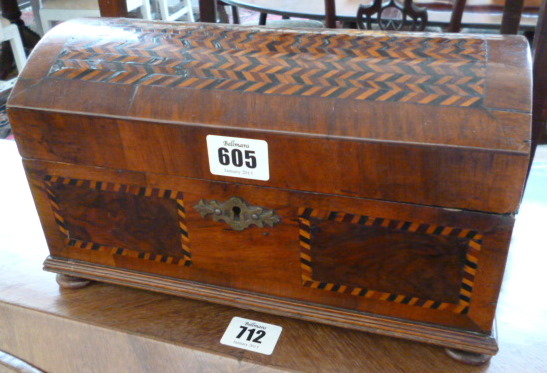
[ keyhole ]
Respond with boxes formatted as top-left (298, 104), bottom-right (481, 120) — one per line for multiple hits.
top-left (232, 206), bottom-right (241, 221)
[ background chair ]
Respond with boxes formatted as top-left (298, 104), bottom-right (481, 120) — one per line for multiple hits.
top-left (0, 17), bottom-right (25, 77)
top-left (355, 0), bottom-right (480, 32)
top-left (255, 14), bottom-right (324, 28)
top-left (156, 0), bottom-right (194, 22)
top-left (254, 17), bottom-right (325, 28)
top-left (40, 0), bottom-right (152, 33)
top-left (217, 0), bottom-right (239, 23)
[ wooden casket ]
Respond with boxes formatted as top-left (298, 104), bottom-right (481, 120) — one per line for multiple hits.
top-left (8, 18), bottom-right (532, 361)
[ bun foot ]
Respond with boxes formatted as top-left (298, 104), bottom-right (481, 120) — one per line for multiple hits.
top-left (445, 348), bottom-right (492, 365)
top-left (55, 274), bottom-right (92, 289)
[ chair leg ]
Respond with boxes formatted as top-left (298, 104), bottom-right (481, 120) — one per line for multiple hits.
top-left (0, 41), bottom-right (14, 80)
top-left (140, 0), bottom-right (153, 20)
top-left (157, 0), bottom-right (170, 21)
top-left (231, 5), bottom-right (239, 24)
top-left (157, 0), bottom-right (194, 22)
top-left (259, 12), bottom-right (267, 25)
top-left (186, 0), bottom-right (195, 21)
top-left (217, 4), bottom-right (229, 23)
top-left (8, 31), bottom-right (26, 73)
top-left (40, 14), bottom-right (53, 34)
top-left (29, 0), bottom-right (44, 35)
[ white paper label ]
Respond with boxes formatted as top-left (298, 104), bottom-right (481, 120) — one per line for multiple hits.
top-left (220, 317), bottom-right (282, 355)
top-left (206, 135), bottom-right (269, 181)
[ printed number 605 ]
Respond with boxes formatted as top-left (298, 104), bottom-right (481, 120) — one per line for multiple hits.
top-left (218, 148), bottom-right (257, 168)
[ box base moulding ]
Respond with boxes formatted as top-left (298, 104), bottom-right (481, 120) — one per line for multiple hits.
top-left (44, 256), bottom-right (498, 361)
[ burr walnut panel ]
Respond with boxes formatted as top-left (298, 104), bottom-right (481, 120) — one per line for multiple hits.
top-left (298, 208), bottom-right (483, 314)
top-left (45, 176), bottom-right (192, 266)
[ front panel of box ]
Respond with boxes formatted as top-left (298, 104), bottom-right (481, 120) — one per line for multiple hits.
top-left (24, 159), bottom-right (513, 335)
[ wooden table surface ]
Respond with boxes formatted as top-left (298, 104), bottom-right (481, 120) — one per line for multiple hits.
top-left (0, 138), bottom-right (546, 372)
top-left (220, 0), bottom-right (540, 29)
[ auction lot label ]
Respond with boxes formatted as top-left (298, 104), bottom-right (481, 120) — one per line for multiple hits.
top-left (207, 135), bottom-right (269, 181)
top-left (220, 317), bottom-right (282, 355)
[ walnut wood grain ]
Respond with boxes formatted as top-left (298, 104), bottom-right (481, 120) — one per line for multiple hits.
top-left (50, 182), bottom-right (183, 258)
top-left (22, 157), bottom-right (514, 336)
top-left (1, 140), bottom-right (547, 371)
top-left (4, 19), bottom-right (534, 362)
top-left (308, 219), bottom-right (468, 303)
top-left (9, 108), bottom-right (530, 214)
top-left (42, 256), bottom-right (499, 355)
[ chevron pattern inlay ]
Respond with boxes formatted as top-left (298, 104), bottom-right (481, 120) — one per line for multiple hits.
top-left (47, 19), bottom-right (486, 107)
top-left (298, 207), bottom-right (482, 314)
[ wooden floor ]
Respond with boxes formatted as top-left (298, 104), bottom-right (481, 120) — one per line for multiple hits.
top-left (0, 139), bottom-right (546, 372)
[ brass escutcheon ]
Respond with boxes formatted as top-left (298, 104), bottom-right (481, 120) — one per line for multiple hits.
top-left (194, 196), bottom-right (280, 231)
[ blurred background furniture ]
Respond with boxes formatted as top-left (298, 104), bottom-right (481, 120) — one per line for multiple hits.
top-left (0, 16), bottom-right (25, 75)
top-left (200, 0), bottom-right (541, 32)
top-left (217, 0), bottom-right (324, 27)
top-left (156, 0), bottom-right (194, 22)
top-left (39, 0), bottom-right (152, 33)
top-left (356, 0), bottom-right (429, 30)
top-left (0, 0), bottom-right (39, 79)
top-left (217, 0), bottom-right (239, 22)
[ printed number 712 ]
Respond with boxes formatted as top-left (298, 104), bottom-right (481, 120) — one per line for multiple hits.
top-left (236, 326), bottom-right (266, 343)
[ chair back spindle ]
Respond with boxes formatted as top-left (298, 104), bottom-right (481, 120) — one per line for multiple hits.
top-left (357, 0), bottom-right (428, 31)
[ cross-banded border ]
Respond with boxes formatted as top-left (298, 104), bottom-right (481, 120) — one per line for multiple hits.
top-left (298, 207), bottom-right (482, 314)
top-left (44, 175), bottom-right (192, 266)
